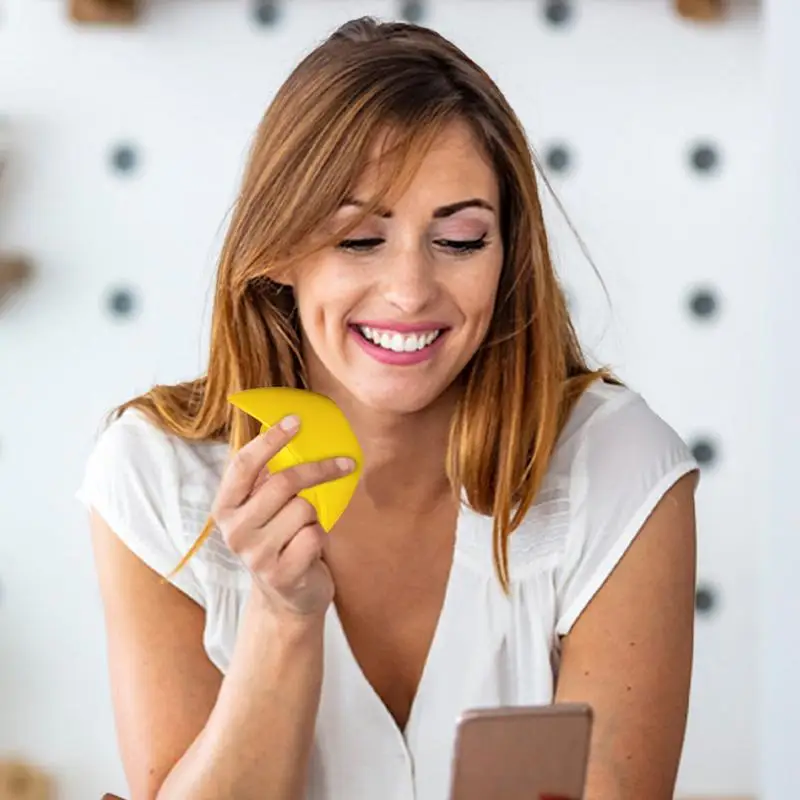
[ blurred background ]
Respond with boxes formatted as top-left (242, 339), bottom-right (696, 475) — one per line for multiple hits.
top-left (0, 0), bottom-right (796, 798)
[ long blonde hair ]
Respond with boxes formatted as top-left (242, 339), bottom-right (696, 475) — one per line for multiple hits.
top-left (112, 17), bottom-right (613, 592)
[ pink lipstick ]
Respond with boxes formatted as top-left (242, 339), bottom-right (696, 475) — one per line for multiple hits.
top-left (349, 323), bottom-right (448, 366)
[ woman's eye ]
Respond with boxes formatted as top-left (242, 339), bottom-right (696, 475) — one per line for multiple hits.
top-left (336, 235), bottom-right (488, 254)
top-left (337, 238), bottom-right (384, 251)
top-left (436, 236), bottom-right (488, 254)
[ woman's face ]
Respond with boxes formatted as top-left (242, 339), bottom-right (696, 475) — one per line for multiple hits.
top-left (290, 120), bottom-right (504, 416)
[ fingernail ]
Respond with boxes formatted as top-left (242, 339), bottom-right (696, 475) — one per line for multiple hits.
top-left (279, 414), bottom-right (300, 431)
top-left (335, 457), bottom-right (355, 472)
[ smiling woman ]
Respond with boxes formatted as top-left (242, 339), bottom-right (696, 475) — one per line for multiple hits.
top-left (338, 195), bottom-right (494, 363)
top-left (77, 15), bottom-right (698, 800)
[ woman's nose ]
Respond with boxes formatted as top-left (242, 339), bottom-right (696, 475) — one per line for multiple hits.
top-left (380, 248), bottom-right (437, 314)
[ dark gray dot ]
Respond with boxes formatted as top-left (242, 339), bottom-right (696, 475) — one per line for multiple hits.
top-left (689, 142), bottom-right (720, 174)
top-left (690, 437), bottom-right (718, 467)
top-left (253, 0), bottom-right (280, 26)
top-left (545, 143), bottom-right (572, 174)
top-left (688, 287), bottom-right (719, 320)
top-left (111, 144), bottom-right (138, 174)
top-left (695, 584), bottom-right (718, 615)
top-left (400, 0), bottom-right (425, 23)
top-left (543, 0), bottom-right (573, 26)
top-left (107, 287), bottom-right (138, 319)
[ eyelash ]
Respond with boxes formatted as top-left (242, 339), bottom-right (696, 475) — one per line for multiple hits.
top-left (337, 235), bottom-right (488, 255)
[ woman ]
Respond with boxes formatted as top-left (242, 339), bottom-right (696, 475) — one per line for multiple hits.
top-left (78, 17), bottom-right (698, 800)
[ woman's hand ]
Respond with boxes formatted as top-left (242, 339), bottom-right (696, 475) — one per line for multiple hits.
top-left (212, 414), bottom-right (355, 619)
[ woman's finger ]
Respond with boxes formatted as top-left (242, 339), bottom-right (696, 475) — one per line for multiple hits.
top-left (237, 455), bottom-right (355, 530)
top-left (214, 415), bottom-right (300, 513)
top-left (270, 524), bottom-right (326, 591)
top-left (233, 497), bottom-right (318, 563)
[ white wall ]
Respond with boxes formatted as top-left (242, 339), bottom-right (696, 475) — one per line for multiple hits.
top-left (761, 0), bottom-right (800, 798)
top-left (0, 1), bottom-right (767, 797)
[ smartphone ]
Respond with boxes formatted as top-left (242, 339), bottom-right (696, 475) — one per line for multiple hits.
top-left (448, 703), bottom-right (593, 800)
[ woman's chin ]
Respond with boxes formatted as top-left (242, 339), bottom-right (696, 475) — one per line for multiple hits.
top-left (349, 384), bottom-right (448, 417)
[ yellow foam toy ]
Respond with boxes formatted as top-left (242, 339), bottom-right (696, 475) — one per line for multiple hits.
top-left (227, 387), bottom-right (363, 532)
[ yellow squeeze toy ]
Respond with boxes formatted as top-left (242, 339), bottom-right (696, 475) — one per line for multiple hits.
top-left (228, 387), bottom-right (363, 532)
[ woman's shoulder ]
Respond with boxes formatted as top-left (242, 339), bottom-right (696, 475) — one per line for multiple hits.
top-left (90, 407), bottom-right (229, 488)
top-left (551, 379), bottom-right (693, 476)
top-left (460, 380), bottom-right (697, 584)
top-left (524, 380), bottom-right (697, 630)
top-left (549, 380), bottom-right (698, 549)
top-left (548, 379), bottom-right (698, 633)
top-left (76, 407), bottom-right (241, 609)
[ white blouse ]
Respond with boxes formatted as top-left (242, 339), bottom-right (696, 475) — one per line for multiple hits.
top-left (76, 380), bottom-right (698, 800)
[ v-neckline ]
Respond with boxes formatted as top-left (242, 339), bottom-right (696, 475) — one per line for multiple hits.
top-left (327, 502), bottom-right (465, 745)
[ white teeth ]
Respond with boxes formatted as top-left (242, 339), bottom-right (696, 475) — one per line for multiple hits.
top-left (358, 325), bottom-right (442, 353)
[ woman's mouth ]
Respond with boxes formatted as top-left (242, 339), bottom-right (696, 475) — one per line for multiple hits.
top-left (354, 325), bottom-right (444, 353)
top-left (348, 323), bottom-right (449, 366)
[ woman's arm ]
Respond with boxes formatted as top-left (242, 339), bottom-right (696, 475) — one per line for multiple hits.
top-left (554, 472), bottom-right (698, 799)
top-left (91, 510), bottom-right (322, 800)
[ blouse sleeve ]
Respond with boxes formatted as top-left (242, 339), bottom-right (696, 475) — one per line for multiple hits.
top-left (75, 409), bottom-right (206, 608)
top-left (554, 393), bottom-right (699, 636)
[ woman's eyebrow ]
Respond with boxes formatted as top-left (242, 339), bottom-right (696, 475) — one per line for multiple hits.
top-left (339, 196), bottom-right (496, 219)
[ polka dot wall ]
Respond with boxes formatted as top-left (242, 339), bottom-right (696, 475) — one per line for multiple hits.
top-left (0, 1), bottom-right (766, 798)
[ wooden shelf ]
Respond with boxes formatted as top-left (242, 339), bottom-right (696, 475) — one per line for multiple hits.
top-left (68, 0), bottom-right (139, 24)
top-left (0, 255), bottom-right (33, 308)
top-left (675, 0), bottom-right (727, 21)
